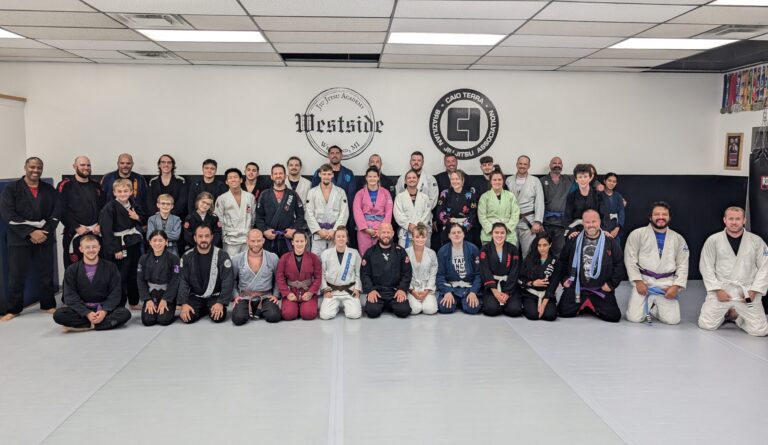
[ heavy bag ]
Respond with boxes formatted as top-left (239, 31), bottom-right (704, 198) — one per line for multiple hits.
top-left (748, 147), bottom-right (768, 242)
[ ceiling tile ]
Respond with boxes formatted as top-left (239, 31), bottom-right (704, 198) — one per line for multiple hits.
top-left (487, 46), bottom-right (595, 58)
top-left (559, 66), bottom-right (647, 72)
top-left (500, 34), bottom-right (622, 48)
top-left (39, 39), bottom-right (163, 50)
top-left (380, 53), bottom-right (479, 64)
top-left (395, 1), bottom-right (546, 20)
top-left (475, 56), bottom-right (574, 66)
top-left (285, 61), bottom-right (378, 67)
top-left (0, 39), bottom-right (51, 49)
top-left (191, 61), bottom-right (284, 66)
top-left (0, 47), bottom-right (77, 57)
top-left (390, 18), bottom-right (524, 34)
top-left (0, 0), bottom-right (94, 11)
top-left (254, 16), bottom-right (389, 32)
top-left (590, 48), bottom-right (701, 59)
top-left (85, 0), bottom-right (246, 15)
top-left (160, 42), bottom-right (275, 53)
top-left (273, 43), bottom-right (382, 53)
top-left (266, 31), bottom-right (385, 44)
top-left (91, 58), bottom-right (189, 64)
top-left (516, 21), bottom-right (654, 37)
top-left (67, 49), bottom-right (131, 59)
top-left (670, 6), bottom-right (768, 25)
top-left (182, 15), bottom-right (258, 31)
top-left (6, 27), bottom-right (146, 40)
top-left (0, 56), bottom-right (91, 62)
top-left (0, 11), bottom-right (123, 28)
top-left (469, 65), bottom-right (556, 71)
top-left (380, 63), bottom-right (468, 69)
top-left (568, 58), bottom-right (671, 67)
top-left (536, 2), bottom-right (694, 23)
top-left (555, 0), bottom-right (709, 4)
top-left (241, 0), bottom-right (394, 17)
top-left (175, 51), bottom-right (282, 61)
top-left (383, 43), bottom-right (491, 55)
top-left (636, 24), bottom-right (719, 38)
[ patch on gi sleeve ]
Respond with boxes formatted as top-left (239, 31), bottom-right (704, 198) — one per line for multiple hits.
top-left (404, 256), bottom-right (410, 264)
top-left (136, 264), bottom-right (142, 272)
top-left (361, 259), bottom-right (367, 266)
top-left (183, 221), bottom-right (190, 229)
top-left (173, 265), bottom-right (180, 273)
top-left (224, 259), bottom-right (232, 268)
top-left (683, 244), bottom-right (689, 252)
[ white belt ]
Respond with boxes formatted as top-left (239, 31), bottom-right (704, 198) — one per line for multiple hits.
top-left (448, 280), bottom-right (471, 288)
top-left (527, 288), bottom-right (547, 304)
top-left (10, 219), bottom-right (45, 228)
top-left (449, 218), bottom-right (467, 224)
top-left (148, 283), bottom-right (168, 292)
top-left (722, 279), bottom-right (751, 302)
top-left (114, 228), bottom-right (141, 246)
top-left (568, 218), bottom-right (583, 228)
top-left (609, 213), bottom-right (618, 221)
top-left (493, 275), bottom-right (507, 292)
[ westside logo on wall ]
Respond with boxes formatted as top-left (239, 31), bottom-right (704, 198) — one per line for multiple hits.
top-left (295, 87), bottom-right (383, 159)
top-left (429, 88), bottom-right (499, 159)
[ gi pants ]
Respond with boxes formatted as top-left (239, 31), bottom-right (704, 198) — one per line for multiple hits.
top-left (182, 296), bottom-right (227, 324)
top-left (110, 244), bottom-right (141, 306)
top-left (698, 297), bottom-right (768, 337)
top-left (365, 291), bottom-right (410, 319)
top-left (482, 289), bottom-right (523, 317)
top-left (282, 295), bottom-right (318, 321)
top-left (558, 287), bottom-right (621, 323)
top-left (53, 306), bottom-right (131, 331)
top-left (232, 297), bottom-right (281, 325)
top-left (521, 290), bottom-right (557, 321)
top-left (626, 287), bottom-right (680, 325)
top-left (141, 289), bottom-right (176, 326)
top-left (320, 292), bottom-right (362, 320)
top-left (407, 292), bottom-right (438, 315)
top-left (7, 244), bottom-right (56, 314)
top-left (437, 287), bottom-right (482, 315)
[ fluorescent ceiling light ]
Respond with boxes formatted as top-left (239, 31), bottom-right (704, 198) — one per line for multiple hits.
top-left (137, 30), bottom-right (265, 43)
top-left (611, 38), bottom-right (736, 50)
top-left (0, 28), bottom-right (23, 39)
top-left (710, 0), bottom-right (768, 5)
top-left (388, 32), bottom-right (504, 46)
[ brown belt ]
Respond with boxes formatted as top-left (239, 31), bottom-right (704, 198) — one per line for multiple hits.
top-left (328, 283), bottom-right (356, 293)
top-left (520, 211), bottom-right (534, 229)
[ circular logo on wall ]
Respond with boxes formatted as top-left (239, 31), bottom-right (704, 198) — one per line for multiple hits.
top-left (295, 87), bottom-right (383, 160)
top-left (429, 88), bottom-right (499, 159)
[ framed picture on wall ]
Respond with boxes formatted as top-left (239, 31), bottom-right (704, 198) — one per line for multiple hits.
top-left (724, 133), bottom-right (743, 170)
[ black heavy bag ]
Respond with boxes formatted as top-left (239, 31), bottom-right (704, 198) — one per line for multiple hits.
top-left (749, 139), bottom-right (768, 242)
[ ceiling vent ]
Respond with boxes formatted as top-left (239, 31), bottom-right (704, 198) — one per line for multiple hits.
top-left (110, 13), bottom-right (190, 29)
top-left (281, 53), bottom-right (380, 63)
top-left (124, 51), bottom-right (182, 60)
top-left (700, 24), bottom-right (768, 39)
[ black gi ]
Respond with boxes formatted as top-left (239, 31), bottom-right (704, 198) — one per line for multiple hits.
top-left (98, 197), bottom-right (145, 306)
top-left (57, 177), bottom-right (104, 268)
top-left (518, 254), bottom-right (560, 321)
top-left (137, 249), bottom-right (180, 326)
top-left (183, 212), bottom-right (222, 251)
top-left (0, 177), bottom-right (60, 314)
top-left (187, 179), bottom-right (227, 214)
top-left (254, 188), bottom-right (307, 257)
top-left (435, 187), bottom-right (479, 246)
top-left (541, 174), bottom-right (575, 257)
top-left (177, 247), bottom-right (235, 323)
top-left (479, 241), bottom-right (522, 317)
top-left (147, 175), bottom-right (188, 218)
top-left (361, 243), bottom-right (413, 318)
top-left (556, 234), bottom-right (625, 322)
top-left (563, 187), bottom-right (609, 234)
top-left (471, 175), bottom-right (491, 200)
top-left (53, 260), bottom-right (131, 330)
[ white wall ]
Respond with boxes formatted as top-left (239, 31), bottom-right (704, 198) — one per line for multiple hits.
top-left (0, 62), bottom-right (723, 181)
top-left (0, 96), bottom-right (27, 179)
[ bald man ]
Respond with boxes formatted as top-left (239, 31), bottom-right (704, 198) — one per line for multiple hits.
top-left (100, 153), bottom-right (149, 215)
top-left (361, 223), bottom-right (413, 318)
top-left (540, 156), bottom-right (574, 256)
top-left (57, 156), bottom-right (105, 268)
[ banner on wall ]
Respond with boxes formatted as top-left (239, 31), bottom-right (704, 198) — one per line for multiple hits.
top-left (295, 87), bottom-right (383, 160)
top-left (429, 88), bottom-right (499, 159)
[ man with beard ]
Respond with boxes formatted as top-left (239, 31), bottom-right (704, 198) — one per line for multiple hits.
top-left (306, 164), bottom-right (349, 255)
top-left (231, 229), bottom-right (281, 325)
top-left (472, 155), bottom-right (495, 198)
top-left (255, 164), bottom-right (306, 257)
top-left (557, 209), bottom-right (625, 322)
top-left (286, 156), bottom-right (312, 202)
top-left (540, 156), bottom-right (574, 256)
top-left (312, 146), bottom-right (357, 246)
top-left (215, 168), bottom-right (256, 257)
top-left (187, 159), bottom-right (227, 214)
top-left (361, 223), bottom-right (413, 318)
top-left (434, 154), bottom-right (458, 196)
top-left (178, 225), bottom-right (234, 324)
top-left (100, 153), bottom-right (149, 215)
top-left (625, 202), bottom-right (689, 324)
top-left (395, 151), bottom-right (439, 211)
top-left (0, 157), bottom-right (61, 320)
top-left (698, 207), bottom-right (768, 336)
top-left (147, 154), bottom-right (187, 219)
top-left (57, 156), bottom-right (105, 268)
top-left (505, 155), bottom-right (544, 258)
top-left (366, 154), bottom-right (398, 198)
top-left (52, 235), bottom-right (131, 331)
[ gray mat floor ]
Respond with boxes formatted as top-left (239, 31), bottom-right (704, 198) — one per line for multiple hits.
top-left (1, 281), bottom-right (766, 445)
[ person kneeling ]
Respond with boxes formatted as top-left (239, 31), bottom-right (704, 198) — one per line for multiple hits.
top-left (320, 227), bottom-right (363, 320)
top-left (436, 223), bottom-right (482, 314)
top-left (518, 234), bottom-right (559, 321)
top-left (53, 235), bottom-right (131, 332)
top-left (138, 230), bottom-right (180, 326)
top-left (361, 223), bottom-right (413, 318)
top-left (406, 223), bottom-right (438, 315)
top-left (177, 225), bottom-right (234, 324)
top-left (480, 223), bottom-right (522, 317)
top-left (231, 229), bottom-right (282, 325)
top-left (276, 232), bottom-right (322, 321)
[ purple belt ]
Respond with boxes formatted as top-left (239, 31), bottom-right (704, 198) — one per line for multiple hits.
top-left (85, 302), bottom-right (103, 312)
top-left (274, 230), bottom-right (293, 251)
top-left (577, 286), bottom-right (607, 301)
top-left (319, 223), bottom-right (335, 230)
top-left (639, 267), bottom-right (675, 280)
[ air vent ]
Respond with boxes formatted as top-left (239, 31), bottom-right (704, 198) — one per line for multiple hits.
top-left (700, 24), bottom-right (768, 39)
top-left (110, 13), bottom-right (190, 29)
top-left (124, 51), bottom-right (181, 60)
top-left (281, 53), bottom-right (380, 63)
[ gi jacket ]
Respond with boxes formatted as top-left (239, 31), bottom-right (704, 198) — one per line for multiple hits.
top-left (0, 177), bottom-right (61, 246)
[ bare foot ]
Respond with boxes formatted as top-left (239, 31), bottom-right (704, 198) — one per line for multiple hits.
top-left (42, 308), bottom-right (56, 314)
top-left (725, 308), bottom-right (738, 322)
top-left (0, 313), bottom-right (17, 322)
top-left (62, 326), bottom-right (93, 333)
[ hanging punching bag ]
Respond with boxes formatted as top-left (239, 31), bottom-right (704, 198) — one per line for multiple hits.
top-left (749, 126), bottom-right (768, 242)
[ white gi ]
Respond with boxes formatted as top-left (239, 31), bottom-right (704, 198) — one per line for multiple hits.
top-left (624, 224), bottom-right (689, 324)
top-left (396, 171), bottom-right (439, 210)
top-left (288, 176), bottom-right (312, 202)
top-left (405, 246), bottom-right (438, 315)
top-left (505, 174), bottom-right (544, 258)
top-left (305, 184), bottom-right (349, 255)
top-left (698, 230), bottom-right (768, 336)
top-left (214, 190), bottom-right (256, 257)
top-left (319, 247), bottom-right (362, 319)
top-left (394, 190), bottom-right (433, 248)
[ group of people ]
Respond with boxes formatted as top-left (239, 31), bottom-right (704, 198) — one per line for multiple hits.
top-left (1, 148), bottom-right (767, 337)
